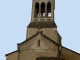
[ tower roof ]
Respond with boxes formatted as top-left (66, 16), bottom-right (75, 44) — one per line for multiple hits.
top-left (28, 21), bottom-right (57, 28)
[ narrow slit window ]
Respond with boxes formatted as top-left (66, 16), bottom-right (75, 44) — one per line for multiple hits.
top-left (37, 40), bottom-right (40, 47)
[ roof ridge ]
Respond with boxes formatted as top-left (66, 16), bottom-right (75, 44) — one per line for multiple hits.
top-left (19, 32), bottom-right (39, 45)
top-left (62, 46), bottom-right (80, 55)
top-left (5, 50), bottom-right (18, 56)
top-left (41, 33), bottom-right (60, 46)
top-left (28, 21), bottom-right (57, 28)
top-left (19, 31), bottom-right (60, 46)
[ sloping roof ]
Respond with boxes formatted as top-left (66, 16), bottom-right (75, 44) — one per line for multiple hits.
top-left (5, 32), bottom-right (80, 56)
top-left (19, 32), bottom-right (59, 46)
top-left (5, 46), bottom-right (80, 56)
top-left (62, 46), bottom-right (80, 55)
top-left (5, 50), bottom-right (18, 56)
top-left (28, 21), bottom-right (57, 28)
top-left (19, 32), bottom-right (38, 45)
top-left (41, 33), bottom-right (60, 45)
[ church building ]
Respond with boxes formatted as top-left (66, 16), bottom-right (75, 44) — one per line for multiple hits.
top-left (5, 0), bottom-right (80, 60)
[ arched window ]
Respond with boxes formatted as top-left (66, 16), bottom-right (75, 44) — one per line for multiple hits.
top-left (47, 2), bottom-right (51, 17)
top-left (37, 40), bottom-right (40, 47)
top-left (41, 2), bottom-right (45, 17)
top-left (35, 2), bottom-right (39, 17)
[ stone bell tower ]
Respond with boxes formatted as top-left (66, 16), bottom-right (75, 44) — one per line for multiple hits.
top-left (27, 0), bottom-right (61, 44)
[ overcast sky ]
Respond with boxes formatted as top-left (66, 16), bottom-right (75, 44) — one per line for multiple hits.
top-left (0, 0), bottom-right (80, 60)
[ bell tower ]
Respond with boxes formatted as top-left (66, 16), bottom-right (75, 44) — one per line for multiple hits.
top-left (27, 0), bottom-right (61, 44)
top-left (31, 0), bottom-right (55, 21)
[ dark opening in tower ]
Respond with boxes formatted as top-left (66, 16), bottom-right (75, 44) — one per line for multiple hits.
top-left (35, 2), bottom-right (39, 18)
top-left (41, 2), bottom-right (45, 17)
top-left (47, 2), bottom-right (51, 17)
